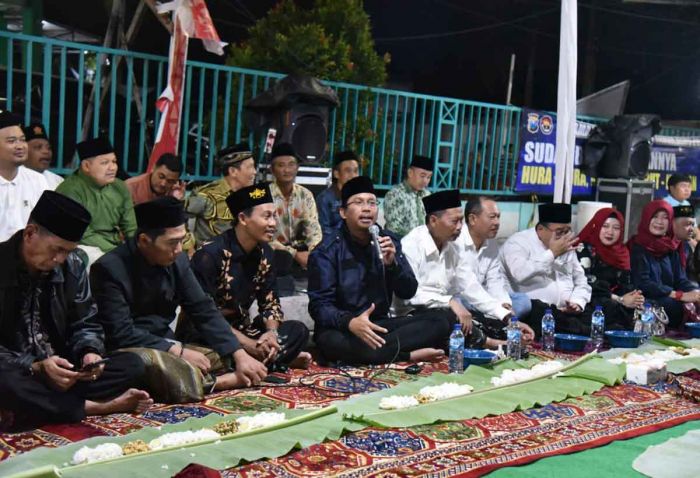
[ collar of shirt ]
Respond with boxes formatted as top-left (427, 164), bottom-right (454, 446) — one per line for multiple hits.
top-left (76, 168), bottom-right (106, 191)
top-left (400, 180), bottom-right (430, 197)
top-left (224, 228), bottom-right (262, 262)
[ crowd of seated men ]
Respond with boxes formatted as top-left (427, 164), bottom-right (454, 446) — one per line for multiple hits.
top-left (1, 107), bottom-right (699, 431)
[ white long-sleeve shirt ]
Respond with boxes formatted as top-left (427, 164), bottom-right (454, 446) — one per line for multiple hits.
top-left (500, 228), bottom-right (591, 309)
top-left (456, 227), bottom-right (512, 305)
top-left (397, 225), bottom-right (511, 319)
top-left (0, 166), bottom-right (49, 241)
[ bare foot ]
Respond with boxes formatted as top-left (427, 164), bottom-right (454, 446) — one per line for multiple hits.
top-left (288, 351), bottom-right (312, 369)
top-left (409, 348), bottom-right (445, 363)
top-left (485, 338), bottom-right (507, 349)
top-left (213, 371), bottom-right (246, 391)
top-left (85, 389), bottom-right (153, 416)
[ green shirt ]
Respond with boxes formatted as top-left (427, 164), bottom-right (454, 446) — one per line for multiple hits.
top-left (56, 170), bottom-right (136, 252)
top-left (383, 180), bottom-right (431, 237)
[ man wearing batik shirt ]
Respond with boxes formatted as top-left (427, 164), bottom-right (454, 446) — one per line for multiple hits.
top-left (268, 143), bottom-right (322, 276)
top-left (185, 143), bottom-right (257, 249)
top-left (189, 183), bottom-right (311, 369)
top-left (383, 155), bottom-right (433, 237)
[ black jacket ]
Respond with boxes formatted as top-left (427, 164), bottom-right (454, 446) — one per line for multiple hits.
top-left (308, 224), bottom-right (418, 332)
top-left (0, 230), bottom-right (104, 371)
top-left (90, 238), bottom-right (240, 357)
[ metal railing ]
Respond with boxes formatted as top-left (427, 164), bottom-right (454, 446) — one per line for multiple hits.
top-left (1, 30), bottom-right (697, 195)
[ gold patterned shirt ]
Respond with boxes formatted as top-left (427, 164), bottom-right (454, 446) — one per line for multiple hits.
top-left (184, 178), bottom-right (233, 249)
top-left (191, 229), bottom-right (283, 336)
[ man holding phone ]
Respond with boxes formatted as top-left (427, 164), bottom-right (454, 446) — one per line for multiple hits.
top-left (0, 191), bottom-right (152, 430)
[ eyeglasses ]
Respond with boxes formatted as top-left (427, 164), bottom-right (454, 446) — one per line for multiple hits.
top-left (346, 199), bottom-right (378, 208)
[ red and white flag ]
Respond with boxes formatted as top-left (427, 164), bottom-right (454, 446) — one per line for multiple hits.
top-left (147, 0), bottom-right (226, 172)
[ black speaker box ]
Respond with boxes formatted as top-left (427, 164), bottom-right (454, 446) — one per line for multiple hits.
top-left (273, 104), bottom-right (329, 164)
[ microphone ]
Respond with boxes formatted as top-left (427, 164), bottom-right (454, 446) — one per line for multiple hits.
top-left (368, 224), bottom-right (384, 263)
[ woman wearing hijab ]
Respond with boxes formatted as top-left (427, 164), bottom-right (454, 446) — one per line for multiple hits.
top-left (577, 208), bottom-right (644, 329)
top-left (630, 200), bottom-right (700, 327)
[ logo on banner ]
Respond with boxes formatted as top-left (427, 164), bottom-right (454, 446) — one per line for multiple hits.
top-left (540, 115), bottom-right (554, 135)
top-left (527, 113), bottom-right (540, 134)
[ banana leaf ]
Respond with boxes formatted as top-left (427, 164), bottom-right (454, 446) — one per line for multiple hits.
top-left (0, 355), bottom-right (625, 477)
top-left (601, 340), bottom-right (700, 374)
top-left (0, 406), bottom-right (362, 478)
top-left (340, 354), bottom-right (626, 428)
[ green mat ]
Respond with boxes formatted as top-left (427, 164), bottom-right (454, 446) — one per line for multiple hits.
top-left (489, 420), bottom-right (700, 477)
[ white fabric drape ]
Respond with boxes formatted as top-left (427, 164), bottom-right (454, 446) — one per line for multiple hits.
top-left (553, 0), bottom-right (577, 203)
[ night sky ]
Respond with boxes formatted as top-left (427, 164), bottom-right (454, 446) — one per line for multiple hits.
top-left (45, 0), bottom-right (700, 120)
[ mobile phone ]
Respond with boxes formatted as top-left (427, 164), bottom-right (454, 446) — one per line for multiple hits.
top-left (79, 358), bottom-right (110, 372)
top-left (263, 375), bottom-right (289, 384)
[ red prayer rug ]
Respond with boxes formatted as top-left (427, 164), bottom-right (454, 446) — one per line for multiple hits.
top-left (1, 360), bottom-right (698, 478)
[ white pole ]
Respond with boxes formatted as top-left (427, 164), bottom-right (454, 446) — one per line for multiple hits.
top-left (553, 0), bottom-right (577, 204)
top-left (506, 53), bottom-right (516, 105)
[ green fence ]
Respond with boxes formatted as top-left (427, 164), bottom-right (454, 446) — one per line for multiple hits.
top-left (1, 30), bottom-right (698, 194)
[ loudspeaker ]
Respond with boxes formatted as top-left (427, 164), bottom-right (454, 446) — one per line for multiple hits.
top-left (274, 104), bottom-right (329, 164)
top-left (583, 114), bottom-right (661, 180)
top-left (596, 178), bottom-right (655, 242)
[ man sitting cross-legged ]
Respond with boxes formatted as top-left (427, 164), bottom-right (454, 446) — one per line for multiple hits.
top-left (187, 183), bottom-right (311, 371)
top-left (397, 190), bottom-right (533, 349)
top-left (308, 176), bottom-right (452, 365)
top-left (90, 197), bottom-right (268, 403)
top-left (0, 191), bottom-right (151, 430)
top-left (500, 203), bottom-right (593, 335)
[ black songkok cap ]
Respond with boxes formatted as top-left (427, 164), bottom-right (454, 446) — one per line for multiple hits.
top-left (673, 205), bottom-right (695, 219)
top-left (668, 173), bottom-right (692, 187)
top-left (225, 183), bottom-right (273, 217)
top-left (333, 150), bottom-right (358, 168)
top-left (218, 142), bottom-right (253, 167)
top-left (410, 155), bottom-right (433, 172)
top-left (0, 110), bottom-right (23, 130)
top-left (30, 191), bottom-right (91, 242)
top-left (270, 142), bottom-right (298, 161)
top-left (23, 122), bottom-right (48, 141)
top-left (538, 203), bottom-right (572, 224)
top-left (423, 189), bottom-right (461, 215)
top-left (76, 137), bottom-right (114, 160)
top-left (341, 176), bottom-right (375, 205)
top-left (135, 197), bottom-right (187, 230)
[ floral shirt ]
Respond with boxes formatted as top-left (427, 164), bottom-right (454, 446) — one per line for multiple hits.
top-left (269, 182), bottom-right (322, 255)
top-left (191, 229), bottom-right (283, 337)
top-left (383, 181), bottom-right (431, 237)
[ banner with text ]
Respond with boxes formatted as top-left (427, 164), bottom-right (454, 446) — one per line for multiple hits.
top-left (514, 108), bottom-right (700, 197)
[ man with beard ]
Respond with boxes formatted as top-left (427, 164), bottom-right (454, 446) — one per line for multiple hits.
top-left (56, 137), bottom-right (136, 265)
top-left (188, 183), bottom-right (311, 371)
top-left (0, 111), bottom-right (48, 242)
top-left (0, 191), bottom-right (151, 430)
top-left (308, 176), bottom-right (451, 365)
top-left (22, 122), bottom-right (63, 189)
top-left (673, 205), bottom-right (698, 282)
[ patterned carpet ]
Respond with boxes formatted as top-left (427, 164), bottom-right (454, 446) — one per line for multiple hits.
top-left (1, 359), bottom-right (699, 477)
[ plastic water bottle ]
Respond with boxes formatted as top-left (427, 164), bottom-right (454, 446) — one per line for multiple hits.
top-left (541, 309), bottom-right (555, 352)
top-left (448, 323), bottom-right (464, 374)
top-left (591, 305), bottom-right (605, 349)
top-left (640, 303), bottom-right (654, 343)
top-left (506, 317), bottom-right (522, 360)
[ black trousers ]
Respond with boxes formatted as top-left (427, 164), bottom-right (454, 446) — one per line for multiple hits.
top-left (525, 299), bottom-right (634, 338)
top-left (242, 316), bottom-right (310, 366)
top-left (314, 309), bottom-right (453, 365)
top-left (0, 351), bottom-right (146, 431)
